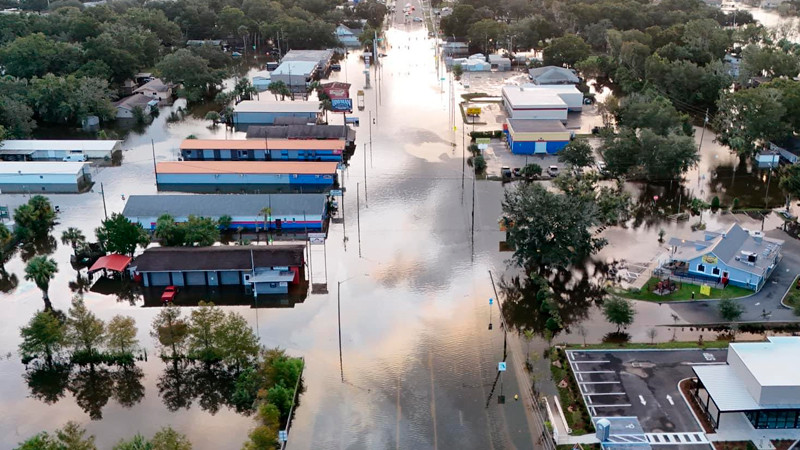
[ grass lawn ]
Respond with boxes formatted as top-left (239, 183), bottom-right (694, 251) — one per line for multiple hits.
top-left (565, 340), bottom-right (731, 350)
top-left (617, 277), bottom-right (752, 302)
top-left (781, 275), bottom-right (800, 316)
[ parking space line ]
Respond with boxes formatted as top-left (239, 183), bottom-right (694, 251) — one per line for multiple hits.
top-left (578, 373), bottom-right (583, 381)
top-left (574, 370), bottom-right (614, 374)
top-left (573, 360), bottom-right (610, 364)
top-left (584, 393), bottom-right (626, 396)
top-left (578, 381), bottom-right (620, 384)
top-left (590, 404), bottom-right (632, 408)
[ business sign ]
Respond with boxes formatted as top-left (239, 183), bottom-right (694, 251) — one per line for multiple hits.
top-left (700, 284), bottom-right (711, 296)
top-left (702, 254), bottom-right (718, 265)
top-left (278, 430), bottom-right (288, 442)
top-left (475, 138), bottom-right (491, 144)
top-left (331, 98), bottom-right (353, 112)
top-left (498, 362), bottom-right (506, 372)
top-left (308, 232), bottom-right (326, 245)
top-left (330, 189), bottom-right (343, 196)
top-left (466, 106), bottom-right (482, 116)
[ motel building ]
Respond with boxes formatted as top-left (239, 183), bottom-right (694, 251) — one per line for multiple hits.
top-left (692, 337), bottom-right (800, 433)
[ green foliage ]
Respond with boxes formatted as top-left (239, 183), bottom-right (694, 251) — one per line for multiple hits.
top-left (156, 49), bottom-right (225, 102)
top-left (0, 32), bottom-right (82, 78)
top-left (502, 182), bottom-right (606, 271)
top-left (266, 384), bottom-right (293, 418)
top-left (558, 138), bottom-right (595, 168)
top-left (24, 256), bottom-right (58, 307)
top-left (204, 111), bottom-right (221, 124)
top-left (182, 215), bottom-right (219, 246)
top-left (473, 154), bottom-right (486, 174)
top-left (217, 312), bottom-right (260, 371)
top-left (95, 213), bottom-right (149, 256)
top-left (107, 315), bottom-right (139, 358)
top-left (187, 301), bottom-right (225, 362)
top-left (19, 310), bottom-right (66, 367)
top-left (779, 164), bottom-right (800, 202)
top-left (17, 422), bottom-right (97, 450)
top-left (711, 196), bottom-right (721, 210)
top-left (467, 19), bottom-right (507, 51)
top-left (27, 73), bottom-right (116, 124)
top-left (520, 163), bottom-right (542, 179)
top-left (601, 128), bottom-right (699, 180)
top-left (13, 195), bottom-right (57, 243)
top-left (113, 434), bottom-right (151, 450)
top-left (617, 91), bottom-right (691, 136)
top-left (218, 215), bottom-right (232, 230)
top-left (150, 304), bottom-right (189, 360)
top-left (543, 34), bottom-right (591, 67)
top-left (150, 427), bottom-right (192, 450)
top-left (719, 297), bottom-right (744, 322)
top-left (603, 297), bottom-right (636, 331)
top-left (66, 297), bottom-right (106, 356)
top-left (60, 227), bottom-right (86, 255)
top-left (268, 80), bottom-right (291, 101)
top-left (452, 63), bottom-right (463, 78)
top-left (0, 222), bottom-right (15, 269)
top-left (714, 86), bottom-right (791, 160)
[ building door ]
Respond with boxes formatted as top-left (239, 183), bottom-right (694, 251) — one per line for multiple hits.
top-left (185, 272), bottom-right (206, 286)
top-left (534, 141), bottom-right (547, 154)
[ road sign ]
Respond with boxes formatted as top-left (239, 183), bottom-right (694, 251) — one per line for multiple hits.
top-left (308, 232), bottom-right (326, 245)
top-left (466, 107), bottom-right (482, 116)
top-left (489, 298), bottom-right (493, 305)
top-left (498, 362), bottom-right (506, 372)
top-left (330, 189), bottom-right (343, 196)
top-left (278, 430), bottom-right (288, 442)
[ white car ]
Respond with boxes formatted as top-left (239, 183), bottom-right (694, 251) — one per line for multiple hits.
top-left (62, 153), bottom-right (87, 162)
top-left (547, 165), bottom-right (559, 176)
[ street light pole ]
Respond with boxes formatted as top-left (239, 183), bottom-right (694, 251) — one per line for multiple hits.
top-left (338, 280), bottom-right (343, 382)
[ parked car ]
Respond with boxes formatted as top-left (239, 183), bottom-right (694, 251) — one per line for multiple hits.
top-left (331, 63), bottom-right (341, 71)
top-left (512, 167), bottom-right (521, 177)
top-left (547, 165), bottom-right (559, 176)
top-left (500, 166), bottom-right (512, 179)
top-left (161, 286), bottom-right (178, 303)
top-left (62, 153), bottom-right (87, 162)
top-left (413, 16), bottom-right (423, 22)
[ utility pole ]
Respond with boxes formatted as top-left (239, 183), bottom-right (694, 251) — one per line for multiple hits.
top-left (357, 182), bottom-right (362, 258)
top-left (100, 182), bottom-right (108, 220)
top-left (363, 143), bottom-right (368, 207)
top-left (765, 167), bottom-right (773, 210)
top-left (697, 109), bottom-right (709, 189)
top-left (338, 280), bottom-right (344, 382)
top-left (369, 110), bottom-right (373, 168)
top-left (471, 168), bottom-right (476, 260)
top-left (151, 139), bottom-right (158, 189)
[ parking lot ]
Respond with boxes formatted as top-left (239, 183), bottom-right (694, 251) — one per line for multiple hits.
top-left (566, 349), bottom-right (728, 446)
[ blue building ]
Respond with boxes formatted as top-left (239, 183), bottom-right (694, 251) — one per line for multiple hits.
top-left (233, 101), bottom-right (319, 126)
top-left (179, 138), bottom-right (346, 162)
top-left (155, 161), bottom-right (338, 193)
top-left (503, 119), bottom-right (571, 155)
top-left (666, 223), bottom-right (783, 291)
top-left (123, 193), bottom-right (328, 231)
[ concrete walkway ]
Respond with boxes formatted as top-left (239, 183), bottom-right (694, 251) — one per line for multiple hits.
top-left (668, 229), bottom-right (800, 324)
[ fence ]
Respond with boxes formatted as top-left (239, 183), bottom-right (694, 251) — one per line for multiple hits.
top-left (651, 268), bottom-right (726, 290)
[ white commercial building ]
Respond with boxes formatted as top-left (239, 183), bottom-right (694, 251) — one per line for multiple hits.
top-left (271, 60), bottom-right (318, 92)
top-left (0, 139), bottom-right (121, 161)
top-left (0, 162), bottom-right (92, 193)
top-left (518, 84), bottom-right (585, 111)
top-left (501, 85), bottom-right (568, 121)
top-left (693, 337), bottom-right (800, 431)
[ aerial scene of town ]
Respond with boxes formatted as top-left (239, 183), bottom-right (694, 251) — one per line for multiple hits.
top-left (2, 0), bottom-right (800, 448)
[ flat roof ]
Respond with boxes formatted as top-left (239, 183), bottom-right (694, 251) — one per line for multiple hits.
top-left (132, 245), bottom-right (305, 272)
top-left (282, 49), bottom-right (333, 62)
top-left (731, 336), bottom-right (800, 387)
top-left (123, 193), bottom-right (326, 218)
top-left (519, 84), bottom-right (583, 95)
top-left (234, 101), bottom-right (319, 114)
top-left (180, 139), bottom-right (344, 151)
top-left (507, 119), bottom-right (567, 133)
top-left (502, 86), bottom-right (567, 108)
top-left (0, 161), bottom-right (87, 175)
top-left (156, 161), bottom-right (338, 175)
top-left (273, 61), bottom-right (318, 76)
top-left (693, 365), bottom-right (762, 411)
top-left (0, 139), bottom-right (120, 151)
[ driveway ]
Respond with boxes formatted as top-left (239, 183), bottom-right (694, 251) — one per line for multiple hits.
top-left (668, 229), bottom-right (800, 324)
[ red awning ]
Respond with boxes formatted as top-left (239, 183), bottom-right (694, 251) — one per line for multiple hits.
top-left (89, 254), bottom-right (132, 274)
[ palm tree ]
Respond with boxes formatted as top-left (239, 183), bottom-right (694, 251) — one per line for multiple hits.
top-left (259, 207), bottom-right (272, 240)
top-left (60, 227), bottom-right (86, 256)
top-left (319, 98), bottom-right (333, 123)
top-left (268, 81), bottom-right (289, 101)
top-left (25, 256), bottom-right (58, 310)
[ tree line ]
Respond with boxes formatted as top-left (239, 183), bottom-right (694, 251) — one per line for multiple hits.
top-left (17, 422), bottom-right (192, 450)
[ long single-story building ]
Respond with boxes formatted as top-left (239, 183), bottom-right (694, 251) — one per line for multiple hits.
top-left (179, 138), bottom-right (346, 162)
top-left (246, 125), bottom-right (356, 150)
top-left (0, 162), bottom-right (92, 193)
top-left (131, 245), bottom-right (305, 295)
top-left (233, 101), bottom-right (319, 127)
top-left (123, 193), bottom-right (328, 231)
top-left (502, 86), bottom-right (569, 121)
top-left (282, 49), bottom-right (334, 78)
top-left (155, 161), bottom-right (338, 193)
top-left (666, 223), bottom-right (783, 291)
top-left (271, 60), bottom-right (318, 92)
top-left (692, 337), bottom-right (800, 431)
top-left (503, 119), bottom-right (571, 155)
top-left (0, 139), bottom-right (121, 161)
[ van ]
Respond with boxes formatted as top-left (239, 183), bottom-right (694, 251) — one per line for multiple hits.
top-left (547, 165), bottom-right (559, 176)
top-left (62, 153), bottom-right (87, 162)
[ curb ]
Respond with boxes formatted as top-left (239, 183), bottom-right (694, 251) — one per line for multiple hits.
top-left (676, 377), bottom-right (708, 434)
top-left (779, 274), bottom-right (799, 310)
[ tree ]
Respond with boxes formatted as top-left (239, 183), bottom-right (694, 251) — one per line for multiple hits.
top-left (268, 80), bottom-right (290, 101)
top-left (112, 435), bottom-right (149, 450)
top-left (182, 215), bottom-right (218, 246)
top-left (502, 182), bottom-right (605, 271)
top-left (187, 301), bottom-right (225, 361)
top-left (718, 297), bottom-right (744, 322)
top-left (204, 111), bottom-right (221, 125)
top-left (14, 195), bottom-right (57, 242)
top-left (781, 164), bottom-right (800, 210)
top-left (95, 213), bottom-right (149, 256)
top-left (218, 215), bottom-right (232, 230)
top-left (60, 227), bottom-right (86, 256)
top-left (558, 139), bottom-right (595, 169)
top-left (603, 297), bottom-right (636, 332)
top-left (647, 328), bottom-right (658, 344)
top-left (452, 63), bottom-right (463, 79)
top-left (19, 310), bottom-right (66, 368)
top-left (520, 163), bottom-right (542, 180)
top-left (0, 222), bottom-right (14, 270)
top-left (107, 315), bottom-right (138, 358)
top-left (67, 297), bottom-right (106, 357)
top-left (523, 328), bottom-right (534, 368)
top-left (217, 311), bottom-right (260, 372)
top-left (24, 256), bottom-right (58, 310)
top-left (467, 19), bottom-right (507, 54)
top-left (0, 32), bottom-right (82, 78)
top-left (17, 422), bottom-right (96, 450)
top-left (156, 49), bottom-right (225, 102)
top-left (543, 34), bottom-right (591, 67)
top-left (150, 427), bottom-right (192, 450)
top-left (150, 304), bottom-right (189, 360)
top-left (617, 92), bottom-right (690, 136)
top-left (28, 74), bottom-right (116, 124)
top-left (154, 214), bottom-right (184, 247)
top-left (714, 87), bottom-right (790, 160)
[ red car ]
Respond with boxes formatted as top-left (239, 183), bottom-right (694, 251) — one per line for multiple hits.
top-left (161, 286), bottom-right (178, 304)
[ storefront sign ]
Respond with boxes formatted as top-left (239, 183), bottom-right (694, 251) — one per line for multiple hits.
top-left (702, 254), bottom-right (718, 265)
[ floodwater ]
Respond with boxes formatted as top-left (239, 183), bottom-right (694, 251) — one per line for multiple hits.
top-left (1, 6), bottom-right (799, 450)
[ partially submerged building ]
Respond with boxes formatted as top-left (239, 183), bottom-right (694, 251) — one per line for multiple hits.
top-left (503, 119), bottom-right (571, 155)
top-left (665, 223), bottom-right (783, 291)
top-left (0, 139), bottom-right (121, 161)
top-left (233, 101), bottom-right (319, 127)
top-left (245, 125), bottom-right (355, 150)
top-left (271, 60), bottom-right (318, 92)
top-left (131, 245), bottom-right (305, 294)
top-left (0, 162), bottom-right (92, 193)
top-left (155, 161), bottom-right (338, 193)
top-left (178, 138), bottom-right (347, 162)
top-left (692, 336), bottom-right (800, 431)
top-left (282, 49), bottom-right (334, 77)
top-left (123, 193), bottom-right (327, 231)
top-left (502, 86), bottom-right (569, 121)
top-left (527, 66), bottom-right (580, 85)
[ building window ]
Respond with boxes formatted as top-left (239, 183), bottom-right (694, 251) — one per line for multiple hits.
top-left (712, 267), bottom-right (720, 275)
top-left (698, 264), bottom-right (706, 273)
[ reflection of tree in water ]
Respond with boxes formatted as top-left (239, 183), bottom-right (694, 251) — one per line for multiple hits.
top-left (69, 365), bottom-right (114, 420)
top-left (500, 264), bottom-right (609, 337)
top-left (189, 363), bottom-right (235, 415)
top-left (115, 278), bottom-right (142, 305)
top-left (0, 269), bottom-right (18, 293)
top-left (25, 362), bottom-right (71, 404)
top-left (111, 365), bottom-right (145, 407)
top-left (158, 361), bottom-right (194, 412)
top-left (19, 235), bottom-right (57, 262)
top-left (69, 273), bottom-right (92, 295)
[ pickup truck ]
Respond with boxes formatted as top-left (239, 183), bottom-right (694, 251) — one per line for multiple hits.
top-left (161, 286), bottom-right (178, 304)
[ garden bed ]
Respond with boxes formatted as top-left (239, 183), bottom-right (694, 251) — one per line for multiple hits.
top-left (618, 277), bottom-right (751, 302)
top-left (550, 347), bottom-right (595, 435)
top-left (679, 378), bottom-right (715, 434)
top-left (780, 275), bottom-right (800, 316)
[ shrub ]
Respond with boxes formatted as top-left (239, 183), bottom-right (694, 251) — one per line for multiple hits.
top-left (473, 155), bottom-right (487, 174)
top-left (711, 196), bottom-right (720, 210)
